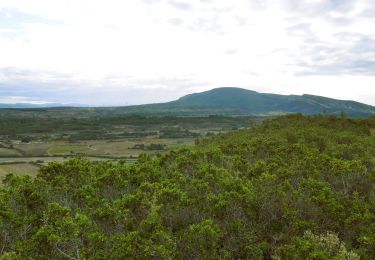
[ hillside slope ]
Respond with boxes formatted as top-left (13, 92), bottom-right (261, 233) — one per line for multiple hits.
top-left (145, 87), bottom-right (375, 116)
top-left (108, 87), bottom-right (375, 117)
top-left (1, 115), bottom-right (375, 258)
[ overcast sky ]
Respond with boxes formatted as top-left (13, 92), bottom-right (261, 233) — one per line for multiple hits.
top-left (1, 0), bottom-right (375, 106)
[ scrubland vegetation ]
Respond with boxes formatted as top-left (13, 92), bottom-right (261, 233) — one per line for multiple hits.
top-left (1, 114), bottom-right (374, 259)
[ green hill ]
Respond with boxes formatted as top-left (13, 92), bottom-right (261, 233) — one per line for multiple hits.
top-left (1, 87), bottom-right (374, 118)
top-left (123, 87), bottom-right (375, 117)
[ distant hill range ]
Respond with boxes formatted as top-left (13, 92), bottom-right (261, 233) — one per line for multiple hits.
top-left (118, 87), bottom-right (375, 117)
top-left (1, 87), bottom-right (374, 117)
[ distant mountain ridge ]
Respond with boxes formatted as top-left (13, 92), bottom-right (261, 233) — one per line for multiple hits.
top-left (121, 87), bottom-right (375, 117)
top-left (1, 87), bottom-right (374, 117)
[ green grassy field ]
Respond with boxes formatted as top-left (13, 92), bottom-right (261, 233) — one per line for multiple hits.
top-left (0, 148), bottom-right (23, 157)
top-left (14, 143), bottom-right (54, 156)
top-left (47, 144), bottom-right (91, 155)
top-left (0, 156), bottom-right (139, 184)
top-left (0, 163), bottom-right (39, 184)
top-left (0, 115), bottom-right (258, 178)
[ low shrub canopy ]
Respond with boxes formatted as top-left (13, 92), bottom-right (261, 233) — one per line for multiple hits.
top-left (1, 115), bottom-right (375, 259)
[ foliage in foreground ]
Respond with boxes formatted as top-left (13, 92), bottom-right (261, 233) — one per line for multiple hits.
top-left (1, 114), bottom-right (375, 259)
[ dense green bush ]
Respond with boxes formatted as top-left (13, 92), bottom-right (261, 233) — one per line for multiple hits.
top-left (1, 115), bottom-right (375, 259)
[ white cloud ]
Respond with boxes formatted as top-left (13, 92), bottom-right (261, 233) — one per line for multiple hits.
top-left (0, 0), bottom-right (375, 105)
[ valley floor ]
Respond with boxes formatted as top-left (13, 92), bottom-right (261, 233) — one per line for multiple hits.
top-left (0, 115), bottom-right (258, 178)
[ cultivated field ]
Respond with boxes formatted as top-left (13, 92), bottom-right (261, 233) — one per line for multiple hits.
top-left (0, 163), bottom-right (39, 184)
top-left (0, 114), bottom-right (259, 179)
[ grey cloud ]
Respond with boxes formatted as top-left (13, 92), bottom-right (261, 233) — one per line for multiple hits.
top-left (0, 8), bottom-right (63, 29)
top-left (168, 17), bottom-right (183, 26)
top-left (168, 1), bottom-right (192, 11)
top-left (247, 0), bottom-right (269, 10)
top-left (281, 1), bottom-right (375, 77)
top-left (142, 0), bottom-right (161, 4)
top-left (223, 49), bottom-right (238, 55)
top-left (325, 16), bottom-right (354, 27)
top-left (286, 23), bottom-right (316, 41)
top-left (146, 1), bottom-right (246, 34)
top-left (163, 0), bottom-right (356, 36)
top-left (350, 36), bottom-right (375, 54)
top-left (360, 3), bottom-right (375, 18)
top-left (295, 34), bottom-right (375, 76)
top-left (0, 67), bottom-right (98, 103)
top-left (282, 0), bottom-right (358, 31)
top-left (0, 67), bottom-right (210, 105)
top-left (94, 76), bottom-right (210, 105)
top-left (0, 67), bottom-right (75, 83)
top-left (165, 14), bottom-right (226, 34)
top-left (0, 8), bottom-right (65, 40)
top-left (188, 17), bottom-right (224, 34)
top-left (297, 60), bottom-right (375, 76)
top-left (243, 69), bottom-right (259, 76)
top-left (179, 11), bottom-right (236, 34)
top-left (0, 82), bottom-right (77, 105)
top-left (282, 0), bottom-right (354, 17)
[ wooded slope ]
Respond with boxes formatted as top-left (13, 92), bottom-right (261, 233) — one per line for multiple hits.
top-left (1, 114), bottom-right (375, 259)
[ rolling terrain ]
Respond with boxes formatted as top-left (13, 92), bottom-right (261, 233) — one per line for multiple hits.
top-left (1, 87), bottom-right (374, 117)
top-left (1, 90), bottom-right (375, 258)
top-left (1, 114), bottom-right (374, 258)
top-left (124, 87), bottom-right (375, 117)
top-left (0, 114), bottom-right (257, 178)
